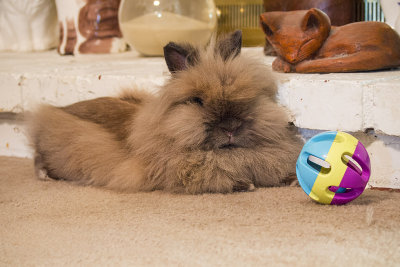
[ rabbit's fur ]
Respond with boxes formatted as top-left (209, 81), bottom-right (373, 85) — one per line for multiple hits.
top-left (28, 31), bottom-right (303, 194)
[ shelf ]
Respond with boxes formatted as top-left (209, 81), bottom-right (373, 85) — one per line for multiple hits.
top-left (1, 47), bottom-right (399, 135)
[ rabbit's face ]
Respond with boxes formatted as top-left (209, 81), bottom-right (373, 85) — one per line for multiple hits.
top-left (153, 31), bottom-right (284, 152)
top-left (158, 54), bottom-right (281, 152)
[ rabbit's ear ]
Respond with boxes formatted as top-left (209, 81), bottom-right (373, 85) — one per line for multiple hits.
top-left (216, 30), bottom-right (242, 60)
top-left (164, 42), bottom-right (198, 73)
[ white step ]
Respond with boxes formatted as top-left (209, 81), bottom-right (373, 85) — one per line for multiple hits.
top-left (1, 48), bottom-right (399, 189)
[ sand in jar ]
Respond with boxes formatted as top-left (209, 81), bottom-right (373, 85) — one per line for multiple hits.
top-left (120, 11), bottom-right (215, 56)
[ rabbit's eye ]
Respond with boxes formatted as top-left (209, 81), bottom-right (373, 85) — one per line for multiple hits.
top-left (187, 97), bottom-right (204, 106)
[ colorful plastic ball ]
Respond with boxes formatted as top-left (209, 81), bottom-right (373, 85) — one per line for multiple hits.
top-left (296, 131), bottom-right (371, 205)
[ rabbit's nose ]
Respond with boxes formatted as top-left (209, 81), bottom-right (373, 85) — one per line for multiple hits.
top-left (221, 129), bottom-right (235, 143)
top-left (224, 131), bottom-right (234, 138)
top-left (219, 120), bottom-right (242, 137)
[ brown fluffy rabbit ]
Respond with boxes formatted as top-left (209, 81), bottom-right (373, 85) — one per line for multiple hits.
top-left (28, 31), bottom-right (302, 194)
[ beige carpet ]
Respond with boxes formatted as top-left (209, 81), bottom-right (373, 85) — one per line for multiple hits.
top-left (0, 156), bottom-right (399, 266)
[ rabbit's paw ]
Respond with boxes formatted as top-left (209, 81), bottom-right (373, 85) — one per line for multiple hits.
top-left (34, 153), bottom-right (60, 181)
top-left (272, 57), bottom-right (293, 73)
top-left (180, 167), bottom-right (235, 194)
top-left (233, 181), bottom-right (256, 192)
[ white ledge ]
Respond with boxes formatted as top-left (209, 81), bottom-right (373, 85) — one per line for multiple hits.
top-left (1, 48), bottom-right (400, 189)
top-left (1, 47), bottom-right (400, 136)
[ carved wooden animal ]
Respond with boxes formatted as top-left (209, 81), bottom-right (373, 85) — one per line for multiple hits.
top-left (263, 0), bottom-right (361, 26)
top-left (260, 8), bottom-right (400, 73)
top-left (262, 0), bottom-right (362, 55)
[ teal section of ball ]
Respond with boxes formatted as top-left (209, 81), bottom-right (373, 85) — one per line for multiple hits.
top-left (296, 131), bottom-right (338, 196)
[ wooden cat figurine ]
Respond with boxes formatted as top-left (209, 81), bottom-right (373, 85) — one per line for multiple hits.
top-left (260, 8), bottom-right (400, 73)
top-left (262, 0), bottom-right (362, 55)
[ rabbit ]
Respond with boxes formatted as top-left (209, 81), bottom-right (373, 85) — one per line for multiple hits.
top-left (28, 31), bottom-right (303, 194)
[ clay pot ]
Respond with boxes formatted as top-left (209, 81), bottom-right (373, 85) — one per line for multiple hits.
top-left (55, 0), bottom-right (127, 55)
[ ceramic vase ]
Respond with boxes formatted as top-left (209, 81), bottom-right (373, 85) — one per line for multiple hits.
top-left (0, 0), bottom-right (58, 51)
top-left (55, 0), bottom-right (127, 55)
top-left (380, 0), bottom-right (400, 33)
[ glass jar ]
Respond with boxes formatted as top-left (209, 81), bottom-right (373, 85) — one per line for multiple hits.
top-left (119, 0), bottom-right (217, 56)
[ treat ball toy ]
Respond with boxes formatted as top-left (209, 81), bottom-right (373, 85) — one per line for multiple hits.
top-left (296, 131), bottom-right (371, 205)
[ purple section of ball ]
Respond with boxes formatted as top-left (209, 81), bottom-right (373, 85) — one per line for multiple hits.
top-left (331, 141), bottom-right (371, 205)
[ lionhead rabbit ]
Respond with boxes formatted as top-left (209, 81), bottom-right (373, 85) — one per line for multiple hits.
top-left (29, 31), bottom-right (302, 194)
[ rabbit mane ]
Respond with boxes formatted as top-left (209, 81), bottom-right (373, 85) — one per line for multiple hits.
top-left (124, 32), bottom-right (302, 193)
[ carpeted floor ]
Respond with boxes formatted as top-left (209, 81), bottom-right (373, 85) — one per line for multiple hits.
top-left (0, 156), bottom-right (399, 266)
